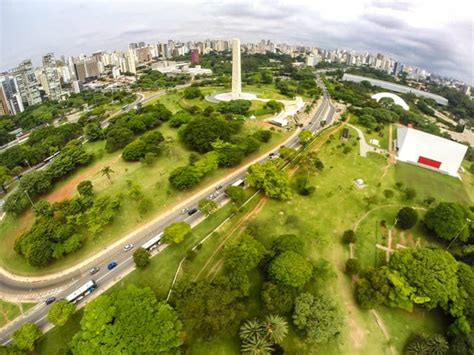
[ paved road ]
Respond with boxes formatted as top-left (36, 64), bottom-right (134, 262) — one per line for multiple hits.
top-left (0, 78), bottom-right (335, 345)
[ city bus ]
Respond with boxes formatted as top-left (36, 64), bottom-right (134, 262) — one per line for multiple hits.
top-left (65, 280), bottom-right (97, 304)
top-left (231, 179), bottom-right (245, 188)
top-left (141, 232), bottom-right (163, 252)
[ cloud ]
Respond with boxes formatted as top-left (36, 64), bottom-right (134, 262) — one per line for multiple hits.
top-left (0, 0), bottom-right (472, 83)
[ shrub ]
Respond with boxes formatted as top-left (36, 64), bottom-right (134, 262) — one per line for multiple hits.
top-left (342, 230), bottom-right (356, 244)
top-left (396, 207), bottom-right (418, 229)
top-left (345, 258), bottom-right (361, 275)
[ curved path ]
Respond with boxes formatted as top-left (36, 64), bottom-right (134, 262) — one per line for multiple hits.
top-left (0, 76), bottom-right (336, 345)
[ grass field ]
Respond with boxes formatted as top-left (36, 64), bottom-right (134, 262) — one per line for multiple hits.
top-left (0, 301), bottom-right (35, 327)
top-left (0, 117), bottom-right (291, 274)
top-left (34, 121), bottom-right (467, 354)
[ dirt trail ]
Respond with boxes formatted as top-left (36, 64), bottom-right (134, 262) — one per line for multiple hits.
top-left (371, 310), bottom-right (396, 355)
top-left (193, 196), bottom-right (268, 281)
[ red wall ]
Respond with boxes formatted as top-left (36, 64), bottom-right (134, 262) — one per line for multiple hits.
top-left (417, 156), bottom-right (442, 169)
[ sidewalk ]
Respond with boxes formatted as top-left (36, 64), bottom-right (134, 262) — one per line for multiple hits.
top-left (348, 124), bottom-right (387, 157)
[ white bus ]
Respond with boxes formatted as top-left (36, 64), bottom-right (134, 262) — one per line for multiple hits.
top-left (231, 179), bottom-right (245, 188)
top-left (141, 232), bottom-right (163, 252)
top-left (65, 280), bottom-right (97, 304)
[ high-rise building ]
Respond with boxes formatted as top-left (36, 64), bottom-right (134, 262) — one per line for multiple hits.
top-left (74, 59), bottom-right (100, 81)
top-left (42, 53), bottom-right (62, 100)
top-left (126, 49), bottom-right (137, 74)
top-left (190, 49), bottom-right (199, 65)
top-left (112, 66), bottom-right (121, 79)
top-left (136, 47), bottom-right (152, 64)
top-left (10, 60), bottom-right (42, 106)
top-left (72, 80), bottom-right (81, 94)
top-left (0, 75), bottom-right (24, 115)
top-left (129, 43), bottom-right (138, 50)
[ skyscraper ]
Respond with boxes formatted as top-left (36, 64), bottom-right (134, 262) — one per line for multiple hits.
top-left (74, 59), bottom-right (100, 81)
top-left (190, 49), bottom-right (199, 65)
top-left (11, 60), bottom-right (42, 106)
top-left (0, 75), bottom-right (24, 115)
top-left (42, 53), bottom-right (62, 101)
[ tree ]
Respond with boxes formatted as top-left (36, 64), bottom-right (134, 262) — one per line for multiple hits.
top-left (105, 127), bottom-right (134, 152)
top-left (100, 166), bottom-right (114, 182)
top-left (32, 200), bottom-right (53, 218)
top-left (198, 198), bottom-right (218, 216)
top-left (263, 315), bottom-right (288, 344)
top-left (77, 180), bottom-right (94, 197)
top-left (424, 202), bottom-right (471, 242)
top-left (261, 282), bottom-right (296, 315)
top-left (12, 323), bottom-right (42, 351)
top-left (384, 189), bottom-right (394, 198)
top-left (240, 319), bottom-right (265, 342)
top-left (19, 170), bottom-right (51, 197)
top-left (246, 161), bottom-right (292, 200)
top-left (212, 140), bottom-right (245, 167)
top-left (345, 258), bottom-right (361, 275)
top-left (405, 187), bottom-right (417, 200)
top-left (298, 130), bottom-right (313, 145)
top-left (269, 251), bottom-right (313, 288)
top-left (84, 122), bottom-right (103, 141)
top-left (133, 247), bottom-right (150, 268)
top-left (405, 333), bottom-right (448, 355)
top-left (342, 230), bottom-right (356, 244)
top-left (253, 130), bottom-right (272, 143)
top-left (0, 166), bottom-right (11, 191)
top-left (122, 140), bottom-right (147, 161)
top-left (173, 277), bottom-right (246, 336)
top-left (241, 334), bottom-right (273, 354)
top-left (47, 299), bottom-right (76, 326)
top-left (396, 207), bottom-right (418, 229)
top-left (292, 293), bottom-right (343, 344)
top-left (170, 111), bottom-right (193, 128)
top-left (183, 86), bottom-right (202, 99)
top-left (272, 234), bottom-right (305, 255)
top-left (162, 221), bottom-right (191, 244)
top-left (168, 165), bottom-right (200, 190)
top-left (294, 173), bottom-right (315, 196)
top-left (225, 185), bottom-right (246, 206)
top-left (71, 285), bottom-right (182, 353)
top-left (138, 197), bottom-right (153, 216)
top-left (224, 234), bottom-right (266, 275)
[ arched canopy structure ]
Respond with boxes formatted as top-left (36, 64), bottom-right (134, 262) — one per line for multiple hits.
top-left (371, 92), bottom-right (409, 111)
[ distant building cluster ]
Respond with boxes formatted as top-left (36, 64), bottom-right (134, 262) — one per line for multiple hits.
top-left (0, 38), bottom-right (470, 117)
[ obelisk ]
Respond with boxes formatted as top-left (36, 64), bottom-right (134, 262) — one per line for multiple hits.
top-left (231, 38), bottom-right (242, 98)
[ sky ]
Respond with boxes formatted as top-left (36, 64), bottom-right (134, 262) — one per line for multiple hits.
top-left (0, 0), bottom-right (473, 83)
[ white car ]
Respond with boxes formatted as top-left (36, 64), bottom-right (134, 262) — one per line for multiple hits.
top-left (123, 243), bottom-right (134, 252)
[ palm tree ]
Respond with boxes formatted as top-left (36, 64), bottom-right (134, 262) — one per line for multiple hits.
top-left (100, 166), bottom-right (114, 182)
top-left (241, 335), bottom-right (273, 355)
top-left (239, 319), bottom-right (265, 343)
top-left (263, 315), bottom-right (288, 344)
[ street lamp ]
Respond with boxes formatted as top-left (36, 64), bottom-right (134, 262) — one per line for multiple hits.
top-left (446, 218), bottom-right (471, 251)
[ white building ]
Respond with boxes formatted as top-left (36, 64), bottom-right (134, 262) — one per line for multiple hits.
top-left (72, 80), bottom-right (81, 94)
top-left (396, 127), bottom-right (468, 177)
top-left (112, 66), bottom-right (121, 79)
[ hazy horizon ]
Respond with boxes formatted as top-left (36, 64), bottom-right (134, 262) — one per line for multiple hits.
top-left (1, 0), bottom-right (472, 84)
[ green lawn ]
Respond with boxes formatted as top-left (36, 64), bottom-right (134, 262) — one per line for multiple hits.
top-left (0, 119), bottom-right (291, 275)
top-left (0, 301), bottom-right (35, 327)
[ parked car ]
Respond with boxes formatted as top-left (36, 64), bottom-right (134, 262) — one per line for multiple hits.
top-left (181, 208), bottom-right (189, 214)
top-left (123, 243), bottom-right (134, 252)
top-left (187, 208), bottom-right (198, 216)
top-left (45, 297), bottom-right (56, 305)
top-left (107, 261), bottom-right (118, 270)
top-left (89, 266), bottom-right (100, 275)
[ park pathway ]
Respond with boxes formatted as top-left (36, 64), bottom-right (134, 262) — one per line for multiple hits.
top-left (348, 124), bottom-right (387, 157)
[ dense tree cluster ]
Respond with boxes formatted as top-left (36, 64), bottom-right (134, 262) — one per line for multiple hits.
top-left (356, 247), bottom-right (474, 335)
top-left (246, 160), bottom-right (292, 200)
top-left (132, 70), bottom-right (189, 90)
top-left (4, 141), bottom-right (93, 214)
top-left (47, 300), bottom-right (76, 326)
top-left (14, 182), bottom-right (121, 267)
top-left (424, 202), bottom-right (473, 243)
top-left (122, 130), bottom-right (164, 161)
top-left (216, 99), bottom-right (252, 115)
top-left (71, 285), bottom-right (183, 353)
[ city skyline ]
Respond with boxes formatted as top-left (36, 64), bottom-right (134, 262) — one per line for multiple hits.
top-left (1, 0), bottom-right (472, 84)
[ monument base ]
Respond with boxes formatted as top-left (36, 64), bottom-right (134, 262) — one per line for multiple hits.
top-left (212, 92), bottom-right (257, 102)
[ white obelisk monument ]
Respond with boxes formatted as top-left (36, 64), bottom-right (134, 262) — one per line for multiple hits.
top-left (231, 38), bottom-right (242, 98)
top-left (212, 37), bottom-right (256, 102)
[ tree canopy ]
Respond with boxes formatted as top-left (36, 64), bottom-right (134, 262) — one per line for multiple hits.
top-left (268, 251), bottom-right (313, 288)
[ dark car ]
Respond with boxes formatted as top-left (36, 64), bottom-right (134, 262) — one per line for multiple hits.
top-left (187, 208), bottom-right (198, 216)
top-left (45, 296), bottom-right (56, 305)
top-left (107, 261), bottom-right (118, 270)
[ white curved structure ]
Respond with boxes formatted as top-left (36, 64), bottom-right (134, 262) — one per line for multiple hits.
top-left (371, 92), bottom-right (409, 111)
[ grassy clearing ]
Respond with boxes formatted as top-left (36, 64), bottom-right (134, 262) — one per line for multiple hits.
top-left (0, 117), bottom-right (291, 274)
top-left (351, 120), bottom-right (391, 150)
top-left (0, 301), bottom-right (35, 328)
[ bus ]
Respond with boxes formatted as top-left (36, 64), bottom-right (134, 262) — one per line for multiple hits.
top-left (231, 179), bottom-right (245, 188)
top-left (141, 232), bottom-right (163, 252)
top-left (65, 280), bottom-right (97, 304)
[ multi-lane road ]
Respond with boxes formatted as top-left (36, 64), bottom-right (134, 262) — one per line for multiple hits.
top-left (0, 77), bottom-right (336, 345)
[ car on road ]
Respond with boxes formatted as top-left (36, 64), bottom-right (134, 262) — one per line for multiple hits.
top-left (45, 296), bottom-right (56, 305)
top-left (215, 185), bottom-right (223, 191)
top-left (123, 243), bottom-right (134, 252)
top-left (187, 208), bottom-right (198, 216)
top-left (107, 261), bottom-right (118, 270)
top-left (89, 266), bottom-right (100, 275)
top-left (181, 208), bottom-right (189, 214)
